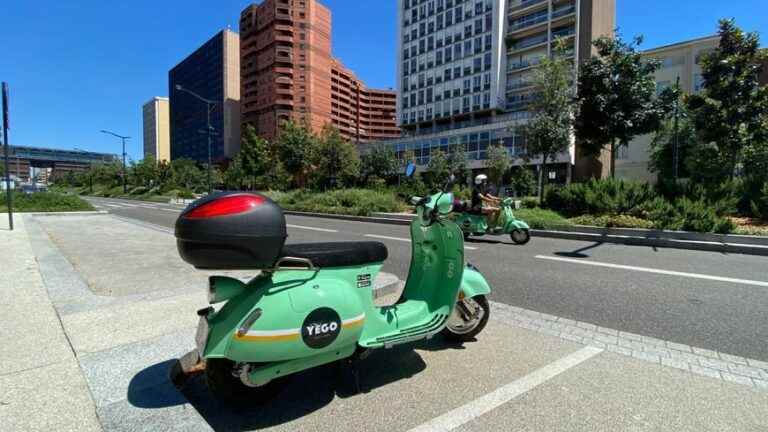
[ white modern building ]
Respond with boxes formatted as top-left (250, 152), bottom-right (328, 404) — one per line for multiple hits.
top-left (378, 0), bottom-right (615, 181)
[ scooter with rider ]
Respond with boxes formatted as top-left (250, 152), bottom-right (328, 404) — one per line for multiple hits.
top-left (454, 174), bottom-right (531, 245)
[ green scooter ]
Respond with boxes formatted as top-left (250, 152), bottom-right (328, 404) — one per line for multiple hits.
top-left (175, 176), bottom-right (492, 403)
top-left (454, 197), bottom-right (531, 245)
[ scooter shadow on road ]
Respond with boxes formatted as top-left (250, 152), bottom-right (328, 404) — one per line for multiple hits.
top-left (464, 237), bottom-right (521, 247)
top-left (554, 241), bottom-right (605, 258)
top-left (126, 339), bottom-right (468, 431)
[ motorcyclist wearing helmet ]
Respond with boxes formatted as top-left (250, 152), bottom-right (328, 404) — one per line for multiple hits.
top-left (471, 174), bottom-right (502, 222)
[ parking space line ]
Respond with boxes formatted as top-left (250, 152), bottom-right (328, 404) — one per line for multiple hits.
top-left (536, 255), bottom-right (768, 288)
top-left (408, 346), bottom-right (603, 432)
top-left (365, 234), bottom-right (478, 250)
top-left (287, 224), bottom-right (338, 233)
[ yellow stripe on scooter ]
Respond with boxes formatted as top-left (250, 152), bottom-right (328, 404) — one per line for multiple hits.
top-left (341, 314), bottom-right (366, 329)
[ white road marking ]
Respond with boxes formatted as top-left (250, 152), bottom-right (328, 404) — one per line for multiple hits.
top-left (103, 204), bottom-right (124, 208)
top-left (364, 234), bottom-right (478, 250)
top-left (365, 234), bottom-right (410, 242)
top-left (536, 255), bottom-right (768, 288)
top-left (408, 346), bottom-right (603, 432)
top-left (286, 224), bottom-right (338, 233)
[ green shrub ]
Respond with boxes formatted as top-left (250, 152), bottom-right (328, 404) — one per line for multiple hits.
top-left (514, 208), bottom-right (571, 230)
top-left (545, 178), bottom-right (657, 217)
top-left (1, 191), bottom-right (94, 213)
top-left (266, 188), bottom-right (406, 217)
top-left (569, 214), bottom-right (654, 229)
top-left (521, 197), bottom-right (539, 209)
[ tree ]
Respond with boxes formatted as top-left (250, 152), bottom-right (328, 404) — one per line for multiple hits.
top-left (309, 125), bottom-right (360, 189)
top-left (275, 120), bottom-right (316, 188)
top-left (170, 158), bottom-right (204, 192)
top-left (686, 19), bottom-right (768, 183)
top-left (649, 103), bottom-right (698, 183)
top-left (426, 149), bottom-right (449, 189)
top-left (509, 166), bottom-right (537, 197)
top-left (521, 40), bottom-right (576, 202)
top-left (361, 144), bottom-right (399, 185)
top-left (575, 33), bottom-right (677, 178)
top-left (485, 144), bottom-right (510, 194)
top-left (447, 143), bottom-right (471, 186)
top-left (239, 124), bottom-right (271, 189)
top-left (130, 155), bottom-right (158, 188)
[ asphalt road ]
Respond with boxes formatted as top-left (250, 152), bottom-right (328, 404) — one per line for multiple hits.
top-left (85, 196), bottom-right (768, 361)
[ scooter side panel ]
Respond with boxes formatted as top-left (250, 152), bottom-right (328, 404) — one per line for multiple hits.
top-left (203, 267), bottom-right (376, 363)
top-left (505, 219), bottom-right (530, 231)
top-left (460, 266), bottom-right (491, 298)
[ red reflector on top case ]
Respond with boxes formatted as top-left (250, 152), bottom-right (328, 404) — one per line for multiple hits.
top-left (185, 194), bottom-right (265, 219)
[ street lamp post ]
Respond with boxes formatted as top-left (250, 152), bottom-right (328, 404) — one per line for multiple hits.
top-left (175, 84), bottom-right (217, 194)
top-left (99, 130), bottom-right (130, 194)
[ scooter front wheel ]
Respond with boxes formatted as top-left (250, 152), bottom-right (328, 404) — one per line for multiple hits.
top-left (205, 358), bottom-right (287, 405)
top-left (442, 295), bottom-right (490, 343)
top-left (510, 229), bottom-right (531, 245)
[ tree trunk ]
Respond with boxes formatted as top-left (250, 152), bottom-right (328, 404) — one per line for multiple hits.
top-left (609, 140), bottom-right (617, 179)
top-left (537, 160), bottom-right (545, 204)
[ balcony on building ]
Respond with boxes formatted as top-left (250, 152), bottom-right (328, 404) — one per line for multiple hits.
top-left (508, 0), bottom-right (548, 15)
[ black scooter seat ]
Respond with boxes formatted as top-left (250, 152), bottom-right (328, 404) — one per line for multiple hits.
top-left (280, 242), bottom-right (388, 268)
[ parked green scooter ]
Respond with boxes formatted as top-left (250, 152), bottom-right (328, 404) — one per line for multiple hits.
top-left (454, 197), bottom-right (531, 245)
top-left (176, 174), bottom-right (492, 403)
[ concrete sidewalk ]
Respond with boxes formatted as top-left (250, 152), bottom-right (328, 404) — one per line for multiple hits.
top-left (0, 216), bottom-right (101, 431)
top-left (3, 212), bottom-right (768, 431)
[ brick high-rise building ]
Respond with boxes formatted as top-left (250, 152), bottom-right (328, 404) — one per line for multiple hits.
top-left (239, 0), bottom-right (400, 142)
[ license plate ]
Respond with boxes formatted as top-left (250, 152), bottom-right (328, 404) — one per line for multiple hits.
top-left (195, 315), bottom-right (210, 356)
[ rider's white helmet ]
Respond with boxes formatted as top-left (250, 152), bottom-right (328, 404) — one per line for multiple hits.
top-left (474, 174), bottom-right (488, 185)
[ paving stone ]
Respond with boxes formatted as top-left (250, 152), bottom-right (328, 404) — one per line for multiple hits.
top-left (596, 326), bottom-right (619, 336)
top-left (539, 313), bottom-right (558, 322)
top-left (668, 350), bottom-right (702, 363)
top-left (689, 365), bottom-right (723, 380)
top-left (641, 336), bottom-right (668, 347)
top-left (618, 339), bottom-right (645, 351)
top-left (753, 379), bottom-right (768, 390)
top-left (746, 359), bottom-right (768, 370)
top-left (632, 351), bottom-right (661, 364)
top-left (721, 372), bottom-right (755, 386)
top-left (555, 317), bottom-right (576, 326)
top-left (719, 353), bottom-right (748, 365)
top-left (559, 332), bottom-right (583, 343)
top-left (666, 341), bottom-right (692, 352)
top-left (593, 333), bottom-right (619, 345)
top-left (699, 357), bottom-right (732, 372)
top-left (661, 357), bottom-right (691, 371)
top-left (727, 364), bottom-right (765, 379)
top-left (605, 344), bottom-right (633, 357)
top-left (585, 340), bottom-right (607, 349)
top-left (618, 331), bottom-right (643, 341)
top-left (642, 346), bottom-right (672, 358)
top-left (692, 347), bottom-right (721, 358)
top-left (576, 322), bottom-right (597, 331)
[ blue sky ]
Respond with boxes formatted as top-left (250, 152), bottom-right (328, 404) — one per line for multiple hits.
top-left (1, 0), bottom-right (766, 161)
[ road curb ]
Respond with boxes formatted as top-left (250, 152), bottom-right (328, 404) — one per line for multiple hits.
top-left (18, 210), bottom-right (109, 216)
top-left (285, 210), bottom-right (768, 256)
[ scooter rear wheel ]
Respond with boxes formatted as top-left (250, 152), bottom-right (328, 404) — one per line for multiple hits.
top-left (205, 358), bottom-right (287, 405)
top-left (442, 295), bottom-right (490, 343)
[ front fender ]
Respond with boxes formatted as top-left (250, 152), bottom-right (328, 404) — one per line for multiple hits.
top-left (460, 264), bottom-right (491, 298)
top-left (507, 219), bottom-right (530, 231)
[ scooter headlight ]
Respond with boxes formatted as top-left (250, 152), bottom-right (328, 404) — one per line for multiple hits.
top-left (208, 276), bottom-right (247, 304)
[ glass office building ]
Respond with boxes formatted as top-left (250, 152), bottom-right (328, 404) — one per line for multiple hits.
top-left (169, 29), bottom-right (241, 163)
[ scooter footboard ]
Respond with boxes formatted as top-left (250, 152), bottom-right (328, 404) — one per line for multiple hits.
top-left (459, 265), bottom-right (491, 299)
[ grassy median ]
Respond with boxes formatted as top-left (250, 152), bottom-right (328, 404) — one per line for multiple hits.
top-left (0, 191), bottom-right (94, 213)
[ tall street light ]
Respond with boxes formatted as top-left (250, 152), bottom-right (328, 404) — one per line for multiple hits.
top-left (175, 84), bottom-right (217, 194)
top-left (100, 130), bottom-right (130, 193)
